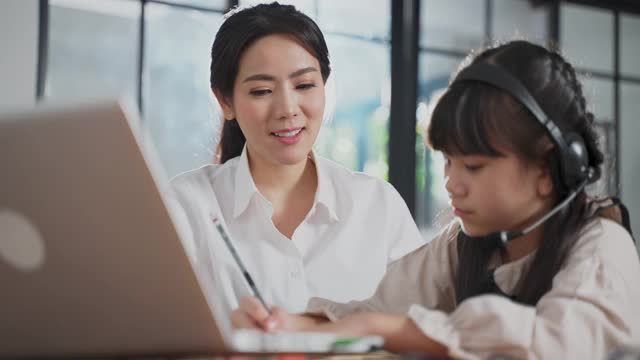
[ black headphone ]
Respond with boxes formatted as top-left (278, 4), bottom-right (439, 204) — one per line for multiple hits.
top-left (452, 63), bottom-right (594, 195)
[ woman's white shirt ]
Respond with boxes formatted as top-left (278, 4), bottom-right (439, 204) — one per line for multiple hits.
top-left (167, 146), bottom-right (425, 318)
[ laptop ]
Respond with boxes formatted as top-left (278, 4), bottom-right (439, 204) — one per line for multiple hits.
top-left (0, 99), bottom-right (383, 358)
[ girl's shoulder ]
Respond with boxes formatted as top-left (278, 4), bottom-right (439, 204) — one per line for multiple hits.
top-left (571, 217), bottom-right (637, 268)
top-left (418, 220), bottom-right (461, 262)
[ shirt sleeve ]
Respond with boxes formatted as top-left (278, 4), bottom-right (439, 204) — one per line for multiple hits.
top-left (306, 222), bottom-right (459, 319)
top-left (164, 180), bottom-right (197, 262)
top-left (167, 174), bottom-right (241, 335)
top-left (407, 222), bottom-right (640, 360)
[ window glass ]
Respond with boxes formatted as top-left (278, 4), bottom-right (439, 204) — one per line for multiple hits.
top-left (318, 0), bottom-right (389, 40)
top-left (420, 0), bottom-right (484, 51)
top-left (620, 82), bottom-right (640, 244)
top-left (154, 0), bottom-right (227, 11)
top-left (415, 53), bottom-right (462, 237)
top-left (621, 14), bottom-right (640, 78)
top-left (560, 3), bottom-right (614, 74)
top-left (492, 0), bottom-right (549, 45)
top-left (143, 3), bottom-right (223, 177)
top-left (582, 76), bottom-right (615, 122)
top-left (46, 0), bottom-right (140, 102)
top-left (315, 36), bottom-right (390, 179)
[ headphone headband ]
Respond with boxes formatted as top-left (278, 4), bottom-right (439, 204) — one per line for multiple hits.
top-left (451, 62), bottom-right (591, 193)
top-left (452, 63), bottom-right (570, 157)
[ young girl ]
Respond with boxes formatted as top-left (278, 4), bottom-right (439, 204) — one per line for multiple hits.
top-left (168, 3), bottom-right (424, 320)
top-left (232, 40), bottom-right (640, 359)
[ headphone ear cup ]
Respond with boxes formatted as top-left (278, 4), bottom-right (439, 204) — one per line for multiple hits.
top-left (564, 132), bottom-right (590, 188)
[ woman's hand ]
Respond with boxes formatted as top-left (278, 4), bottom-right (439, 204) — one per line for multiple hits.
top-left (231, 296), bottom-right (328, 332)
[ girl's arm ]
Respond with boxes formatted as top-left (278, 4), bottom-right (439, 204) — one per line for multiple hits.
top-left (233, 297), bottom-right (447, 355)
top-left (314, 312), bottom-right (448, 354)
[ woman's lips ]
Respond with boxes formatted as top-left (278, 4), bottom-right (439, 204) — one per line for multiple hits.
top-left (271, 127), bottom-right (305, 145)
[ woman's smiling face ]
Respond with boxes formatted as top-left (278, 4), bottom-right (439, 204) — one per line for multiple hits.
top-left (219, 34), bottom-right (325, 167)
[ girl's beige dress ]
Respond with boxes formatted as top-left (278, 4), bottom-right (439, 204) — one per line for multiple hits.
top-left (308, 217), bottom-right (640, 359)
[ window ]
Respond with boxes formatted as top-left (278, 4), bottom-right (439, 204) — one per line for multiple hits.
top-left (619, 15), bottom-right (640, 238)
top-left (41, 0), bottom-right (640, 248)
top-left (621, 14), bottom-right (640, 77)
top-left (420, 0), bottom-right (484, 52)
top-left (561, 4), bottom-right (614, 74)
top-left (317, 0), bottom-right (390, 40)
top-left (46, 0), bottom-right (140, 103)
top-left (493, 0), bottom-right (549, 44)
top-left (620, 83), bottom-right (640, 239)
top-left (416, 54), bottom-right (461, 236)
top-left (157, 0), bottom-right (227, 11)
top-left (317, 36), bottom-right (390, 177)
top-left (143, 3), bottom-right (223, 177)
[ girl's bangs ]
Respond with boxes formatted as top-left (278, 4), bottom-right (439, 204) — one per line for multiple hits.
top-left (427, 83), bottom-right (507, 157)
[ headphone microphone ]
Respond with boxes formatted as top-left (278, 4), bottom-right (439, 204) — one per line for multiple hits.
top-left (451, 63), bottom-right (595, 248)
top-left (479, 177), bottom-right (590, 248)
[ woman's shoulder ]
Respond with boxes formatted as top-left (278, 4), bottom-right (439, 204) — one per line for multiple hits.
top-left (315, 155), bottom-right (401, 199)
top-left (170, 158), bottom-right (238, 191)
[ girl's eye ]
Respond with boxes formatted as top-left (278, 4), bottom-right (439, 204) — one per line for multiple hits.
top-left (250, 89), bottom-right (272, 96)
top-left (465, 164), bottom-right (484, 172)
top-left (296, 83), bottom-right (316, 90)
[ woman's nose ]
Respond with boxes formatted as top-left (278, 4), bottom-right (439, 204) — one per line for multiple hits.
top-left (274, 88), bottom-right (298, 120)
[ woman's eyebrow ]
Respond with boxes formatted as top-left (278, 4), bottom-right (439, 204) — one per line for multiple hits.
top-left (242, 67), bottom-right (318, 83)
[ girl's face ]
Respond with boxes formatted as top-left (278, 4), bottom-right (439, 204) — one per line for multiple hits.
top-left (443, 150), bottom-right (554, 237)
top-left (218, 34), bottom-right (325, 167)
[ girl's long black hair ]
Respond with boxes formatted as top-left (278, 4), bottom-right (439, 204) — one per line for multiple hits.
top-left (427, 41), bottom-right (605, 305)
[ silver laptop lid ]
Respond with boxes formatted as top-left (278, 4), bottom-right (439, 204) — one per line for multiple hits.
top-left (0, 100), bottom-right (226, 358)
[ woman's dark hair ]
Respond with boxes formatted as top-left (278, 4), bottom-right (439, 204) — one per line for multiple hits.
top-left (426, 40), bottom-right (604, 305)
top-left (210, 2), bottom-right (331, 163)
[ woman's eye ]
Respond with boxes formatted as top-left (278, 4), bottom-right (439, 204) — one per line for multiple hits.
top-left (250, 89), bottom-right (272, 96)
top-left (296, 83), bottom-right (316, 90)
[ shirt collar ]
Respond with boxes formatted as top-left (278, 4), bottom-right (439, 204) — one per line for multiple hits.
top-left (232, 146), bottom-right (340, 223)
top-left (232, 146), bottom-right (259, 219)
top-left (309, 149), bottom-right (340, 223)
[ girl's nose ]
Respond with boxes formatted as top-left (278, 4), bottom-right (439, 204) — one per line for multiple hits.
top-left (444, 174), bottom-right (466, 198)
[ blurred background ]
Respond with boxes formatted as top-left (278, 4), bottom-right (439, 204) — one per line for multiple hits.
top-left (1, 0), bottom-right (639, 246)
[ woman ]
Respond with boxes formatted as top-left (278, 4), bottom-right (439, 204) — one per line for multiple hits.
top-left (168, 2), bottom-right (425, 319)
